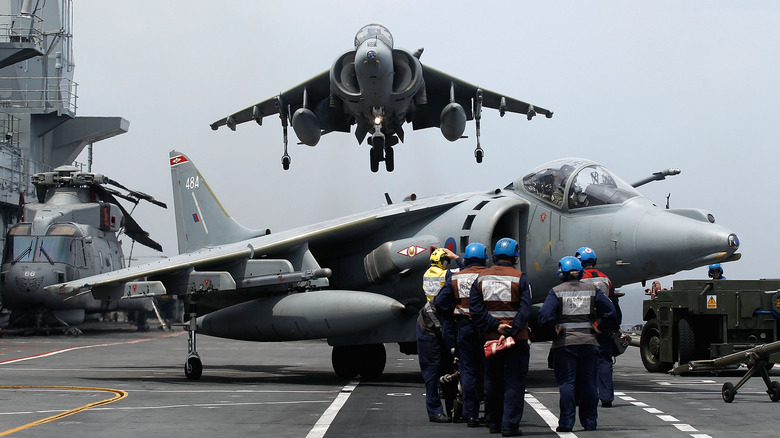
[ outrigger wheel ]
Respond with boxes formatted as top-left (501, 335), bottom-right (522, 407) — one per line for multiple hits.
top-left (186, 355), bottom-right (203, 380)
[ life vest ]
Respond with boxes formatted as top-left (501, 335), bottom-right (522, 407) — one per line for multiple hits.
top-left (476, 265), bottom-right (529, 339)
top-left (451, 265), bottom-right (485, 317)
top-left (423, 265), bottom-right (448, 302)
top-left (552, 280), bottom-right (599, 347)
top-left (581, 267), bottom-right (612, 298)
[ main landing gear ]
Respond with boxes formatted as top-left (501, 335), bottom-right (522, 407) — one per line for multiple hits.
top-left (368, 132), bottom-right (398, 172)
top-left (369, 146), bottom-right (394, 173)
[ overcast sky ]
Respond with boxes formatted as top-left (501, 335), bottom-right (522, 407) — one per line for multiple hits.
top-left (68, 1), bottom-right (779, 321)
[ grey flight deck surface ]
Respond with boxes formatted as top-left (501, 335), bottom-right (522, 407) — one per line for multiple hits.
top-left (1, 324), bottom-right (776, 437)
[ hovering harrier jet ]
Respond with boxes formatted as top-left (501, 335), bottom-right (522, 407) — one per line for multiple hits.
top-left (210, 24), bottom-right (552, 172)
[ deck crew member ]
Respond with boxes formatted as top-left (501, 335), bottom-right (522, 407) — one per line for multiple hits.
top-left (539, 256), bottom-right (616, 432)
top-left (576, 246), bottom-right (622, 408)
top-left (434, 242), bottom-right (488, 425)
top-left (469, 238), bottom-right (532, 437)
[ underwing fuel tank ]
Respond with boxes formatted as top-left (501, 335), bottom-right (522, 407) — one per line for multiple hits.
top-left (196, 290), bottom-right (406, 342)
top-left (291, 107), bottom-right (321, 146)
top-left (440, 102), bottom-right (467, 141)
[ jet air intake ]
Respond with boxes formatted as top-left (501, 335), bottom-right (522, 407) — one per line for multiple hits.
top-left (364, 235), bottom-right (441, 283)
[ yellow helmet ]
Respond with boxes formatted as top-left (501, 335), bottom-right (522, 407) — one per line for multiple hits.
top-left (430, 248), bottom-right (449, 268)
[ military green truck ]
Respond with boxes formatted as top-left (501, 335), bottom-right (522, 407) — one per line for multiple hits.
top-left (640, 279), bottom-right (780, 372)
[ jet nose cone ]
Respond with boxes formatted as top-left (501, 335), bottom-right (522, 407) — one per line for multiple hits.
top-left (634, 210), bottom-right (740, 274)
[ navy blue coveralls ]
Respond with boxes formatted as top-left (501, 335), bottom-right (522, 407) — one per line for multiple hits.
top-left (538, 280), bottom-right (616, 431)
top-left (434, 259), bottom-right (485, 421)
top-left (416, 299), bottom-right (453, 419)
top-left (582, 266), bottom-right (622, 405)
top-left (469, 261), bottom-right (532, 432)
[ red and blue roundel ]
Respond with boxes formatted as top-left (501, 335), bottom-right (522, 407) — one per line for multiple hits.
top-left (444, 237), bottom-right (457, 254)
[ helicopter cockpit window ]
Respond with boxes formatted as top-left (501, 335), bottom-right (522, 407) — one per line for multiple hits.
top-left (30, 224), bottom-right (83, 264)
top-left (568, 165), bottom-right (640, 208)
top-left (354, 24), bottom-right (393, 48)
top-left (46, 224), bottom-right (82, 237)
top-left (4, 235), bottom-right (35, 263)
top-left (8, 223), bottom-right (31, 236)
top-left (35, 236), bottom-right (75, 264)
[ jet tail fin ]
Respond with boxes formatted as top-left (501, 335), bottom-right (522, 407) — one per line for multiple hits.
top-left (169, 150), bottom-right (261, 254)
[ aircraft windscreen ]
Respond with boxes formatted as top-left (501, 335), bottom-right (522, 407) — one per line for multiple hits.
top-left (35, 236), bottom-right (79, 264)
top-left (354, 24), bottom-right (393, 48)
top-left (521, 159), bottom-right (640, 209)
top-left (568, 164), bottom-right (640, 208)
top-left (4, 235), bottom-right (35, 263)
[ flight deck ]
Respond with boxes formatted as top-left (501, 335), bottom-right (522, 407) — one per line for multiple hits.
top-left (0, 323), bottom-right (776, 437)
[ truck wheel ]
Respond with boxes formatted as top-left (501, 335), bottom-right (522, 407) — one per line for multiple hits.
top-left (640, 318), bottom-right (674, 373)
top-left (769, 381), bottom-right (780, 402)
top-left (678, 318), bottom-right (696, 366)
top-left (722, 382), bottom-right (736, 403)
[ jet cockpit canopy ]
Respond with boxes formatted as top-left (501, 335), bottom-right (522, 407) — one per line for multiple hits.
top-left (518, 158), bottom-right (641, 211)
top-left (354, 24), bottom-right (393, 48)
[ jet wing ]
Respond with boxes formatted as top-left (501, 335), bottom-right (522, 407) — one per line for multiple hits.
top-left (412, 65), bottom-right (553, 129)
top-left (209, 70), bottom-right (350, 133)
top-left (45, 193), bottom-right (471, 299)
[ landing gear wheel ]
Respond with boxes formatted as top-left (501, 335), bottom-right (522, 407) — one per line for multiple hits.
top-left (332, 346), bottom-right (361, 379)
top-left (475, 148), bottom-right (483, 163)
top-left (768, 381), bottom-right (780, 402)
top-left (370, 148), bottom-right (381, 173)
top-left (282, 154), bottom-right (291, 170)
top-left (678, 318), bottom-right (696, 366)
top-left (722, 382), bottom-right (736, 403)
top-left (384, 148), bottom-right (394, 172)
top-left (185, 355), bottom-right (203, 380)
top-left (359, 344), bottom-right (386, 379)
top-left (640, 318), bottom-right (674, 373)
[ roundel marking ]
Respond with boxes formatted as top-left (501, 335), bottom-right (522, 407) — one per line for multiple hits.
top-left (444, 237), bottom-right (457, 253)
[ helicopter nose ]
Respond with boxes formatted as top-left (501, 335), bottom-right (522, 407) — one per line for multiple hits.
top-left (634, 210), bottom-right (739, 273)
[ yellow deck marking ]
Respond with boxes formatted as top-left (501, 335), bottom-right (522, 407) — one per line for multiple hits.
top-left (0, 386), bottom-right (128, 436)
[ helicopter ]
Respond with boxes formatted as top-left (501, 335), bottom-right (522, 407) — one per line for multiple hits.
top-left (0, 165), bottom-right (167, 333)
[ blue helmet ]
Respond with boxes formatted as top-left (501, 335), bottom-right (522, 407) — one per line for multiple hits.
top-left (558, 256), bottom-right (583, 281)
top-left (575, 246), bottom-right (597, 266)
top-left (464, 242), bottom-right (488, 260)
top-left (493, 238), bottom-right (520, 259)
top-left (708, 263), bottom-right (723, 278)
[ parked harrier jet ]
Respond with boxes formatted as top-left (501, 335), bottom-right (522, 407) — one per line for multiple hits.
top-left (48, 152), bottom-right (739, 380)
top-left (210, 24), bottom-right (553, 172)
top-left (1, 166), bottom-right (165, 331)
